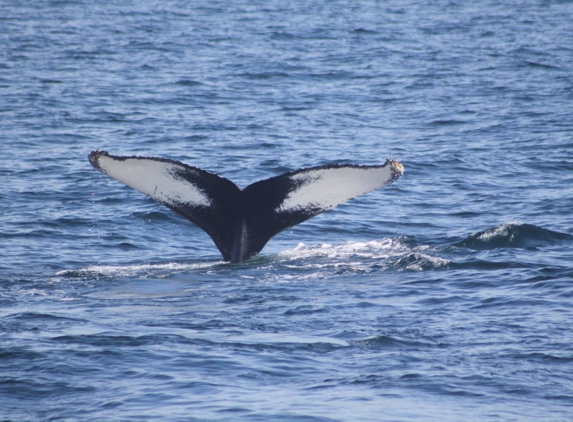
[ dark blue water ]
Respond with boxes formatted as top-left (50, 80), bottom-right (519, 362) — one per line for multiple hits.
top-left (2, 1), bottom-right (573, 420)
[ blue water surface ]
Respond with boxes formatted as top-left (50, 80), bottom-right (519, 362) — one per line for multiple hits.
top-left (2, 1), bottom-right (573, 420)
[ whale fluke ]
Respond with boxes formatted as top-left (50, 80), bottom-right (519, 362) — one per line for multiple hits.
top-left (88, 150), bottom-right (404, 262)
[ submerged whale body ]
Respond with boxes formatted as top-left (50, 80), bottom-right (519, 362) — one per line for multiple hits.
top-left (88, 151), bottom-right (404, 262)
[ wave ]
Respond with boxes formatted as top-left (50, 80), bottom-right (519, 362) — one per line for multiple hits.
top-left (455, 223), bottom-right (573, 250)
top-left (352, 334), bottom-right (433, 350)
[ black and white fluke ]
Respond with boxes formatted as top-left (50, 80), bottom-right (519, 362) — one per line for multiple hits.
top-left (89, 151), bottom-right (404, 262)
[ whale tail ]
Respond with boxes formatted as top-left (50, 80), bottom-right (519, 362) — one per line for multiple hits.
top-left (89, 151), bottom-right (404, 262)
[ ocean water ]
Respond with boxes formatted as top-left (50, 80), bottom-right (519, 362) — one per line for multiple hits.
top-left (2, 1), bottom-right (573, 420)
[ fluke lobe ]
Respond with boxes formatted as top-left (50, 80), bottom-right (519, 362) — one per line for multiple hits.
top-left (88, 151), bottom-right (404, 262)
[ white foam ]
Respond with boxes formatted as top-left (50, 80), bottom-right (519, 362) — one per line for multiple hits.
top-left (279, 238), bottom-right (405, 260)
top-left (277, 238), bottom-right (450, 272)
top-left (56, 261), bottom-right (219, 278)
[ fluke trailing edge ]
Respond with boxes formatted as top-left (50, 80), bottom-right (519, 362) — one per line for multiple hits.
top-left (88, 151), bottom-right (404, 262)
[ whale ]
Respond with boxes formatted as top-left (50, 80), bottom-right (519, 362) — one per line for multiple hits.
top-left (88, 150), bottom-right (404, 262)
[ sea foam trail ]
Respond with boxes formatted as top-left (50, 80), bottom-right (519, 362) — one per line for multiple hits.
top-left (55, 261), bottom-right (220, 278)
top-left (55, 238), bottom-right (450, 279)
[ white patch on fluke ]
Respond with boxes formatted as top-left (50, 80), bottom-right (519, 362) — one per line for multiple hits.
top-left (97, 155), bottom-right (211, 207)
top-left (278, 163), bottom-right (401, 213)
